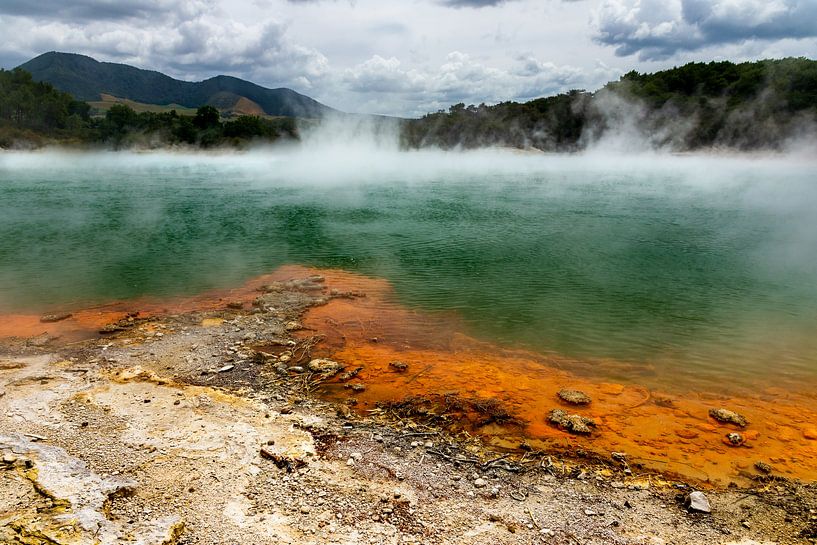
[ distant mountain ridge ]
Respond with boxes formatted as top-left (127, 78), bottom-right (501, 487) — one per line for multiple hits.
top-left (18, 52), bottom-right (335, 118)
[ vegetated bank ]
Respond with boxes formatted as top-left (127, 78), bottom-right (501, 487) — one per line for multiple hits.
top-left (401, 57), bottom-right (817, 151)
top-left (2, 57), bottom-right (817, 151)
top-left (0, 68), bottom-right (298, 150)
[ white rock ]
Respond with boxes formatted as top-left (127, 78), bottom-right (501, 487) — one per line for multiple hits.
top-left (686, 491), bottom-right (711, 513)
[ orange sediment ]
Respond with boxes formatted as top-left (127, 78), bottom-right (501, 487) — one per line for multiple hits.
top-left (0, 268), bottom-right (302, 343)
top-left (2, 264), bottom-right (817, 485)
top-left (295, 266), bottom-right (817, 485)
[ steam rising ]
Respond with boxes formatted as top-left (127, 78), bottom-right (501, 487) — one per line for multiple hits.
top-left (1, 140), bottom-right (816, 385)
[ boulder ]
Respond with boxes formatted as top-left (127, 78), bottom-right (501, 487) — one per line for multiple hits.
top-left (548, 409), bottom-right (596, 435)
top-left (558, 389), bottom-right (591, 405)
top-left (709, 408), bottom-right (748, 428)
top-left (685, 491), bottom-right (711, 513)
top-left (307, 358), bottom-right (343, 377)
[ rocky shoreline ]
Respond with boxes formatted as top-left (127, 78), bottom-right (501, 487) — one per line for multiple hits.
top-left (2, 273), bottom-right (816, 544)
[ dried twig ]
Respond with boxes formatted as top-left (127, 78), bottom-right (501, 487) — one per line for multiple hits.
top-left (525, 507), bottom-right (541, 529)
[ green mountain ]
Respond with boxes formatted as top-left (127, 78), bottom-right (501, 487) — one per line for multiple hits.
top-left (18, 51), bottom-right (335, 118)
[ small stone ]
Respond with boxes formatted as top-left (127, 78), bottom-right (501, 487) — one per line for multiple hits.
top-left (548, 409), bottom-right (596, 435)
top-left (558, 389), bottom-right (592, 405)
top-left (754, 461), bottom-right (772, 474)
top-left (725, 432), bottom-right (745, 446)
top-left (289, 366), bottom-right (305, 373)
top-left (804, 428), bottom-right (817, 440)
top-left (217, 364), bottom-right (234, 373)
top-left (709, 408), bottom-right (748, 428)
top-left (584, 509), bottom-right (597, 516)
top-left (308, 358), bottom-right (343, 376)
top-left (389, 361), bottom-right (409, 372)
top-left (300, 505), bottom-right (311, 514)
top-left (474, 478), bottom-right (487, 488)
top-left (279, 355), bottom-right (291, 363)
top-left (39, 312), bottom-right (72, 323)
top-left (685, 491), bottom-right (711, 513)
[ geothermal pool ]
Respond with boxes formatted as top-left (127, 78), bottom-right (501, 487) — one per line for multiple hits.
top-left (3, 149), bottom-right (817, 482)
top-left (2, 150), bottom-right (816, 391)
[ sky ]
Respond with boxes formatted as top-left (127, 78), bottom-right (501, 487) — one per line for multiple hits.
top-left (1, 0), bottom-right (816, 117)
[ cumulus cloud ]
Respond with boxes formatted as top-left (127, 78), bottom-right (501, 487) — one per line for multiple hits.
top-left (594, 0), bottom-right (817, 60)
top-left (0, 0), bottom-right (211, 22)
top-left (439, 0), bottom-right (512, 7)
top-left (341, 51), bottom-right (600, 116)
top-left (4, 0), bottom-right (814, 116)
top-left (0, 2), bottom-right (329, 91)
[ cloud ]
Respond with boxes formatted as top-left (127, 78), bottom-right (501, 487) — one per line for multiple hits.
top-left (0, 4), bottom-right (329, 91)
top-left (439, 0), bottom-right (512, 6)
top-left (341, 51), bottom-right (601, 116)
top-left (0, 0), bottom-right (211, 22)
top-left (594, 0), bottom-right (817, 60)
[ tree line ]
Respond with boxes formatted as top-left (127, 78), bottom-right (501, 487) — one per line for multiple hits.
top-left (3, 57), bottom-right (817, 151)
top-left (401, 57), bottom-right (817, 151)
top-left (0, 68), bottom-right (297, 149)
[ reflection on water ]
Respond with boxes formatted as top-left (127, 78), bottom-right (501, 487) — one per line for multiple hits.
top-left (1, 150), bottom-right (816, 390)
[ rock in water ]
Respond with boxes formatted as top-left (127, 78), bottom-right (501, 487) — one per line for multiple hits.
top-left (39, 312), bottom-right (72, 323)
top-left (754, 461), bottom-right (772, 474)
top-left (685, 491), bottom-right (711, 513)
top-left (548, 409), bottom-right (596, 435)
top-left (557, 389), bottom-right (591, 405)
top-left (307, 358), bottom-right (343, 377)
top-left (708, 408), bottom-right (748, 428)
top-left (389, 361), bottom-right (409, 372)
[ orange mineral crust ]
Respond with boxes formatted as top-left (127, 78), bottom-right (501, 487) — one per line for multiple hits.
top-left (3, 264), bottom-right (816, 485)
top-left (0, 267), bottom-right (304, 342)
top-left (296, 266), bottom-right (817, 485)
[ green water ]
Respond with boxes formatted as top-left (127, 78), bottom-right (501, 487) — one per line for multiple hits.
top-left (1, 150), bottom-right (816, 386)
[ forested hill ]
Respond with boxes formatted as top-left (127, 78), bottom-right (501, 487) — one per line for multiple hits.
top-left (401, 58), bottom-right (817, 151)
top-left (0, 68), bottom-right (298, 149)
top-left (2, 56), bottom-right (816, 151)
top-left (19, 52), bottom-right (334, 118)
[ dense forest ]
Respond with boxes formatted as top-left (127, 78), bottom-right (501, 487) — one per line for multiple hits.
top-left (0, 69), bottom-right (297, 149)
top-left (2, 57), bottom-right (817, 151)
top-left (401, 58), bottom-right (817, 151)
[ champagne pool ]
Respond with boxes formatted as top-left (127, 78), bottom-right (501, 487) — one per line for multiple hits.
top-left (1, 148), bottom-right (817, 481)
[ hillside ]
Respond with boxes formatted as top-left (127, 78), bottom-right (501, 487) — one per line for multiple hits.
top-left (4, 55), bottom-right (817, 151)
top-left (18, 52), bottom-right (335, 118)
top-left (402, 58), bottom-right (817, 151)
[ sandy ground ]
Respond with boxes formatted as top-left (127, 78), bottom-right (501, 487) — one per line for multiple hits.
top-left (1, 274), bottom-right (816, 545)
